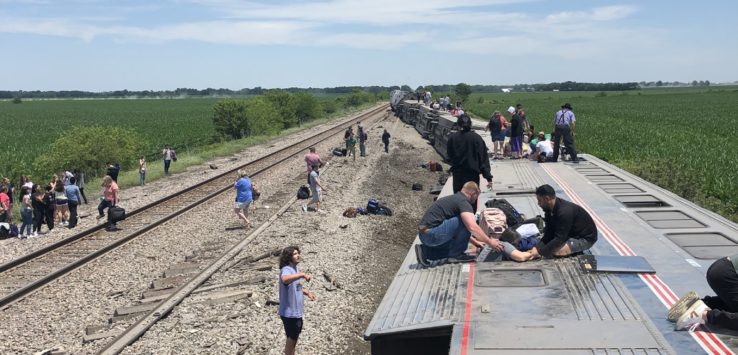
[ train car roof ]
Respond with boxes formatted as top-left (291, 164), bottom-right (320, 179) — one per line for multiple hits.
top-left (365, 124), bottom-right (738, 354)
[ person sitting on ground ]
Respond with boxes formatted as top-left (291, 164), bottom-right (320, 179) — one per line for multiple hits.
top-left (417, 182), bottom-right (504, 265)
top-left (668, 254), bottom-right (738, 332)
top-left (530, 132), bottom-right (554, 162)
top-left (303, 165), bottom-right (326, 212)
top-left (529, 184), bottom-right (598, 259)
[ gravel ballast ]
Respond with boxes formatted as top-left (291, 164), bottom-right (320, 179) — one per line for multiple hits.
top-left (0, 107), bottom-right (444, 354)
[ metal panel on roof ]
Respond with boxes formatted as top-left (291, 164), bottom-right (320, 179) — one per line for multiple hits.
top-left (364, 262), bottom-right (463, 339)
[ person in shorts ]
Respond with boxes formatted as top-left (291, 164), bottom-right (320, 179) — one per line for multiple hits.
top-left (303, 165), bottom-right (327, 212)
top-left (530, 184), bottom-right (598, 258)
top-left (278, 246), bottom-right (316, 355)
top-left (233, 170), bottom-right (255, 228)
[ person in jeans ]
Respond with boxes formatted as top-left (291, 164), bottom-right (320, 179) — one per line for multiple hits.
top-left (278, 246), bottom-right (316, 355)
top-left (416, 182), bottom-right (503, 265)
top-left (162, 145), bottom-right (176, 176)
top-left (65, 177), bottom-right (82, 228)
top-left (19, 186), bottom-right (34, 238)
top-left (381, 129), bottom-right (391, 153)
top-left (139, 155), bottom-right (147, 186)
top-left (73, 170), bottom-right (88, 204)
top-left (529, 184), bottom-right (598, 259)
top-left (97, 175), bottom-right (119, 230)
top-left (32, 184), bottom-right (45, 236)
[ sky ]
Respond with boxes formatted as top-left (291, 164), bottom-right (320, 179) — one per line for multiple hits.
top-left (1, 0), bottom-right (736, 91)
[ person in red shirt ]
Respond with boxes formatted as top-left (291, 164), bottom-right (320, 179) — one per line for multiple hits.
top-left (0, 185), bottom-right (10, 223)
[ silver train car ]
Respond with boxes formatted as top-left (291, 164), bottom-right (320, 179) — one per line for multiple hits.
top-left (367, 105), bottom-right (738, 354)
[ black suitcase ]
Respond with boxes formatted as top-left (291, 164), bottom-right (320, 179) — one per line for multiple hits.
top-left (109, 207), bottom-right (126, 222)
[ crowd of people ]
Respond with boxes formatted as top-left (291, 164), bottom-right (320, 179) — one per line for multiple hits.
top-left (0, 171), bottom-right (90, 238)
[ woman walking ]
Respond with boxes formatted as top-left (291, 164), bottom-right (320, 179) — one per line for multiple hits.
top-left (139, 156), bottom-right (147, 186)
top-left (278, 246), bottom-right (316, 355)
top-left (234, 170), bottom-right (255, 228)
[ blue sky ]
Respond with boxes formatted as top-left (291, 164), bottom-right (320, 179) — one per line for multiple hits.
top-left (1, 0), bottom-right (736, 91)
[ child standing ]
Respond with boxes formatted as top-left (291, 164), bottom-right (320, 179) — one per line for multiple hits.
top-left (278, 246), bottom-right (316, 355)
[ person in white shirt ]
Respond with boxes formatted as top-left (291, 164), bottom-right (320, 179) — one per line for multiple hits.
top-left (531, 132), bottom-right (554, 162)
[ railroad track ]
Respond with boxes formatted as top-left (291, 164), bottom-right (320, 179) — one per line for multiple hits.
top-left (0, 104), bottom-right (388, 310)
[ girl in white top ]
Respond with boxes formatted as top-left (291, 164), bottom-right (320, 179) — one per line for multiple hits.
top-left (139, 156), bottom-right (147, 186)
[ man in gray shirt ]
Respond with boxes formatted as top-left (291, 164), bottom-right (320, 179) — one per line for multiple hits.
top-left (552, 103), bottom-right (578, 163)
top-left (417, 182), bottom-right (503, 264)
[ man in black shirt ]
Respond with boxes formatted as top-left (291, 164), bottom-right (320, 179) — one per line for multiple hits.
top-left (530, 184), bottom-right (597, 258)
top-left (417, 182), bottom-right (503, 264)
top-left (447, 114), bottom-right (493, 194)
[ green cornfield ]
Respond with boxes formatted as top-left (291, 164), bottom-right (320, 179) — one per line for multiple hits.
top-left (464, 87), bottom-right (738, 223)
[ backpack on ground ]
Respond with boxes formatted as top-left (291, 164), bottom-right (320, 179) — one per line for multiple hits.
top-left (412, 183), bottom-right (423, 191)
top-left (479, 208), bottom-right (507, 237)
top-left (485, 198), bottom-right (525, 228)
top-left (297, 186), bottom-right (310, 199)
top-left (377, 204), bottom-right (393, 216)
top-left (332, 148), bottom-right (345, 157)
top-left (366, 198), bottom-right (380, 214)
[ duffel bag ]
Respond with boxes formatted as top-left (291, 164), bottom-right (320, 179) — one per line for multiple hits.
top-left (109, 206), bottom-right (127, 222)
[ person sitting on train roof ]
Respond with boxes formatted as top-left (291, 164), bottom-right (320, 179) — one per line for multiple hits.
top-left (416, 182), bottom-right (504, 265)
top-left (669, 254), bottom-right (738, 332)
top-left (529, 184), bottom-right (598, 259)
top-left (530, 132), bottom-right (555, 163)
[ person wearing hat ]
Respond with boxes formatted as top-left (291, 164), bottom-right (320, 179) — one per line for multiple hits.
top-left (508, 106), bottom-right (524, 159)
top-left (447, 114), bottom-right (494, 194)
top-left (552, 103), bottom-right (578, 163)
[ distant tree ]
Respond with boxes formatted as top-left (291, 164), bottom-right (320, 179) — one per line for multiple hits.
top-left (321, 100), bottom-right (337, 115)
top-left (656, 80), bottom-right (663, 87)
top-left (244, 97), bottom-right (281, 136)
top-left (263, 90), bottom-right (296, 128)
top-left (293, 92), bottom-right (322, 126)
top-left (401, 85), bottom-right (412, 92)
top-left (705, 80), bottom-right (711, 86)
top-left (455, 83), bottom-right (472, 103)
top-left (12, 97), bottom-right (22, 104)
top-left (34, 126), bottom-right (143, 179)
top-left (212, 99), bottom-right (249, 139)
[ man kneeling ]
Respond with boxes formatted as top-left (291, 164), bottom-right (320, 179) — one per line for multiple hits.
top-left (529, 184), bottom-right (598, 259)
top-left (417, 182), bottom-right (503, 265)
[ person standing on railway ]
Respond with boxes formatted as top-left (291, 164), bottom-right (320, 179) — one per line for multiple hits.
top-left (669, 255), bottom-right (738, 332)
top-left (74, 170), bottom-right (88, 204)
top-left (358, 123), bottom-right (368, 157)
top-left (234, 170), bottom-right (254, 228)
top-left (162, 145), bottom-right (176, 176)
top-left (382, 129), bottom-right (391, 153)
top-left (19, 186), bottom-right (33, 238)
top-left (485, 111), bottom-right (508, 159)
top-left (508, 106), bottom-right (523, 159)
top-left (0, 185), bottom-right (10, 223)
top-left (43, 184), bottom-right (55, 232)
top-left (278, 246), bottom-right (316, 355)
top-left (416, 182), bottom-right (504, 265)
top-left (31, 184), bottom-right (44, 237)
top-left (96, 175), bottom-right (119, 231)
top-left (346, 133), bottom-right (357, 162)
top-left (65, 177), bottom-right (82, 228)
top-left (139, 155), bottom-right (147, 187)
top-left (303, 165), bottom-right (327, 212)
top-left (53, 181), bottom-right (69, 226)
top-left (304, 147), bottom-right (323, 185)
top-left (447, 114), bottom-right (494, 194)
top-left (529, 184), bottom-right (597, 259)
top-left (552, 103), bottom-right (578, 163)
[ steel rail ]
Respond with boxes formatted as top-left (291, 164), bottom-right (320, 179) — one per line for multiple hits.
top-left (0, 104), bottom-right (387, 309)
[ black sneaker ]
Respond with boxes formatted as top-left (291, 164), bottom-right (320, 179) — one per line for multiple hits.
top-left (415, 244), bottom-right (430, 267)
top-left (447, 254), bottom-right (476, 263)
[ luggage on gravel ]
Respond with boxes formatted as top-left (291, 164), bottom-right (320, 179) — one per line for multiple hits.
top-left (109, 207), bottom-right (126, 222)
top-left (412, 183), bottom-right (423, 191)
top-left (297, 185), bottom-right (310, 199)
